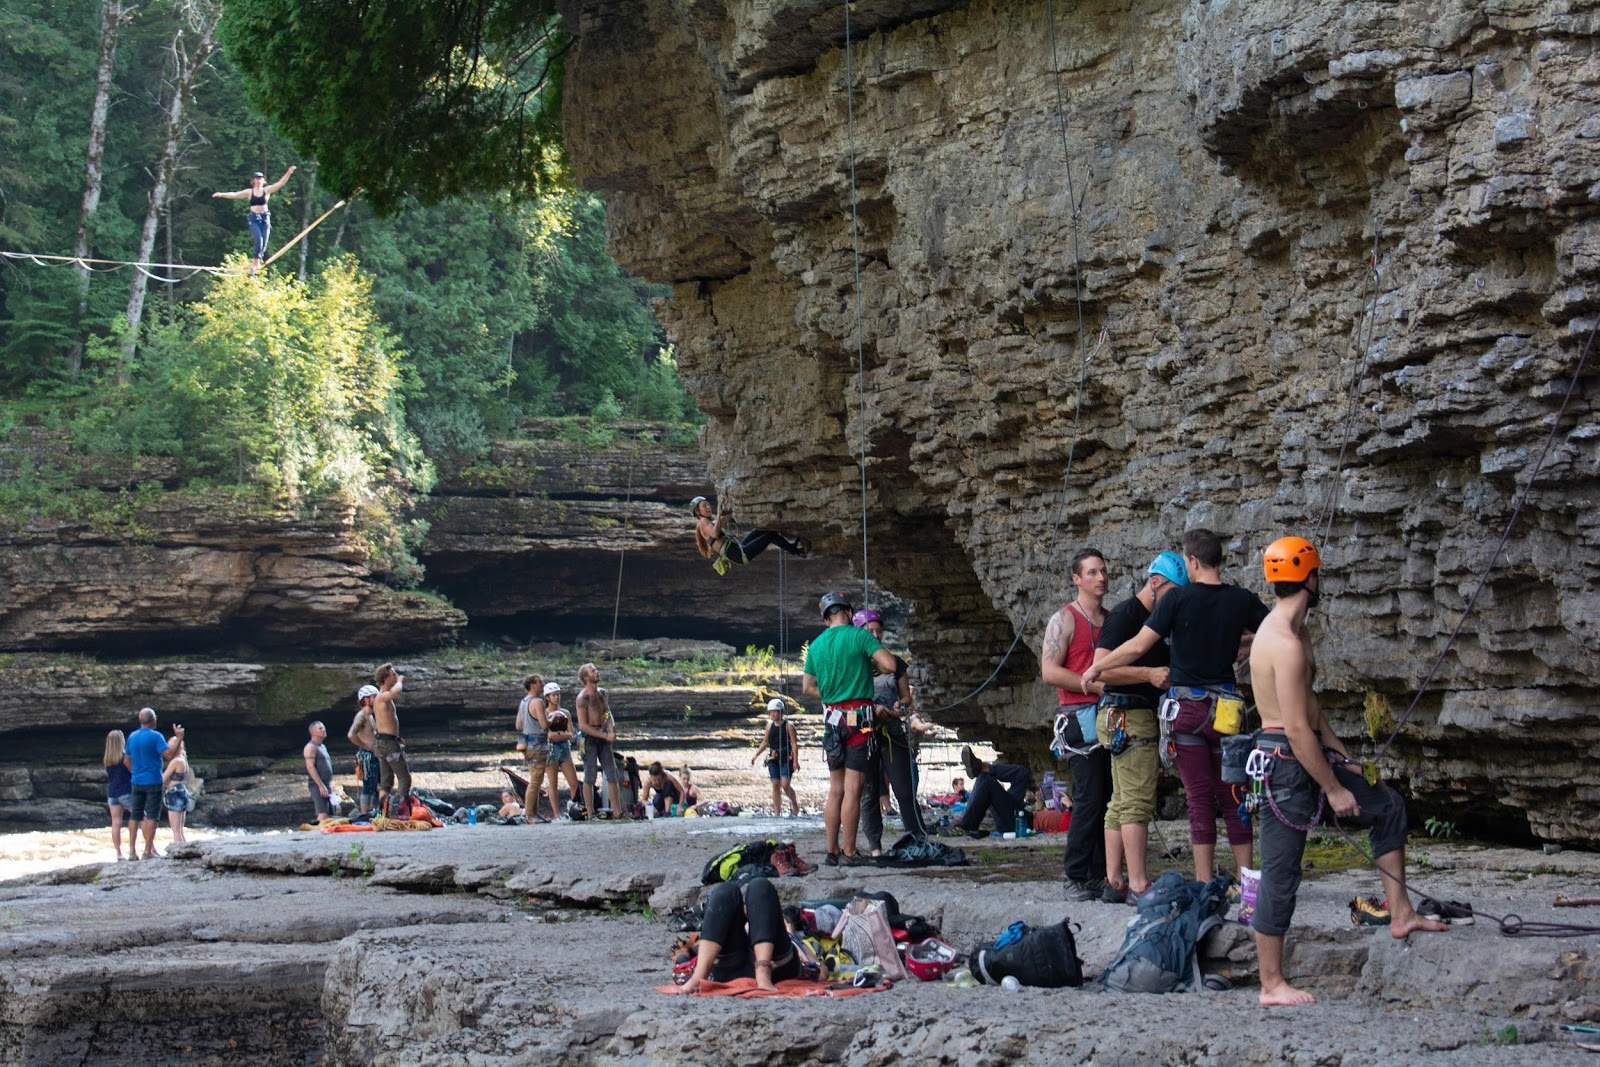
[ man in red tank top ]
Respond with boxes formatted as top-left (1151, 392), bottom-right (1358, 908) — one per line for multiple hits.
top-left (1040, 548), bottom-right (1110, 901)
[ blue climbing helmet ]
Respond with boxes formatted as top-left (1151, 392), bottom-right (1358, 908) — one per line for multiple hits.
top-left (1148, 550), bottom-right (1189, 587)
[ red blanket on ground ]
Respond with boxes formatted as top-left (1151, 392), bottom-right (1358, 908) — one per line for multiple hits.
top-left (654, 977), bottom-right (891, 998)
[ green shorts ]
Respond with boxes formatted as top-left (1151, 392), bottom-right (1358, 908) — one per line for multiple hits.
top-left (1098, 706), bottom-right (1159, 828)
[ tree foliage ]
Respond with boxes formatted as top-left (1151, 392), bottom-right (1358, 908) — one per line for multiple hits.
top-left (218, 0), bottom-right (568, 214)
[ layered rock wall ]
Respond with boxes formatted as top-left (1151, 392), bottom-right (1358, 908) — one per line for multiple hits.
top-left (561, 0), bottom-right (1600, 840)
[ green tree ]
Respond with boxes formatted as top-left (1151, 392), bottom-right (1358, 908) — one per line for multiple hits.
top-left (218, 0), bottom-right (568, 213)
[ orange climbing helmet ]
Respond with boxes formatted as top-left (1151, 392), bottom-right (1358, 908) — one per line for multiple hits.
top-left (1262, 537), bottom-right (1321, 583)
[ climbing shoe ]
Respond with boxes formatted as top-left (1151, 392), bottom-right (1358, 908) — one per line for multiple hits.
top-left (960, 746), bottom-right (985, 780)
top-left (1418, 897), bottom-right (1475, 925)
top-left (1349, 895), bottom-right (1390, 927)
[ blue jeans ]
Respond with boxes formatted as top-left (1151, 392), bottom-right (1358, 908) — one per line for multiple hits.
top-left (248, 212), bottom-right (270, 259)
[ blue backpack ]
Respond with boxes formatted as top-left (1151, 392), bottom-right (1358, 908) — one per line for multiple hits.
top-left (1098, 871), bottom-right (1231, 993)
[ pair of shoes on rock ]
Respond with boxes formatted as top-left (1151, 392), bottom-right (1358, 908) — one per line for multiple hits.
top-left (1064, 878), bottom-right (1105, 903)
top-left (960, 746), bottom-right (985, 780)
top-left (769, 842), bottom-right (816, 876)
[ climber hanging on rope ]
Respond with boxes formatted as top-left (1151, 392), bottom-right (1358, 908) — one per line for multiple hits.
top-left (212, 166), bottom-right (295, 273)
top-left (690, 495), bottom-right (810, 576)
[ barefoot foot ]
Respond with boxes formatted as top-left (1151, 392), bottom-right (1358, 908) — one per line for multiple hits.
top-left (1391, 914), bottom-right (1450, 939)
top-left (1259, 980), bottom-right (1316, 1006)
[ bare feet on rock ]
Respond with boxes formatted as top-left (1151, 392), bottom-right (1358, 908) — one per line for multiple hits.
top-left (1259, 980), bottom-right (1316, 1006)
top-left (1391, 914), bottom-right (1450, 939)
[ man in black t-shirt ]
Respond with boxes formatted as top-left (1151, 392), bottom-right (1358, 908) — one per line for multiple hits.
top-left (1084, 528), bottom-right (1269, 884)
top-left (1091, 551), bottom-right (1187, 901)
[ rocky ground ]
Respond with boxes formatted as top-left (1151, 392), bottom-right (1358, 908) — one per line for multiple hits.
top-left (3, 814), bottom-right (1598, 1066)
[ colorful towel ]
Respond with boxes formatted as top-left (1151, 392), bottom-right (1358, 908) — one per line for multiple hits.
top-left (654, 977), bottom-right (890, 998)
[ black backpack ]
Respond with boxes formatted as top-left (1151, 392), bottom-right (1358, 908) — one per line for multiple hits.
top-left (969, 919), bottom-right (1085, 988)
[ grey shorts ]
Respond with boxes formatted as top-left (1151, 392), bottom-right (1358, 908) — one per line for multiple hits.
top-left (1254, 740), bottom-right (1409, 937)
top-left (309, 780), bottom-right (332, 817)
top-left (583, 738), bottom-right (618, 787)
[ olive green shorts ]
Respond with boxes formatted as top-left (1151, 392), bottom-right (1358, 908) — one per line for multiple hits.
top-left (1098, 706), bottom-right (1160, 828)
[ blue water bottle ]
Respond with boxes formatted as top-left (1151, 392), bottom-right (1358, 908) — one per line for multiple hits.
top-left (1015, 812), bottom-right (1027, 838)
top-left (466, 806), bottom-right (477, 826)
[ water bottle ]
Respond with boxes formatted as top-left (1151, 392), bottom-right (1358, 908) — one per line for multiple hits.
top-left (1000, 975), bottom-right (1022, 992)
top-left (466, 806), bottom-right (477, 826)
top-left (1015, 812), bottom-right (1027, 838)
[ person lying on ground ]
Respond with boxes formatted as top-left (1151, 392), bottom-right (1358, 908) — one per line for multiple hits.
top-left (667, 877), bottom-right (800, 994)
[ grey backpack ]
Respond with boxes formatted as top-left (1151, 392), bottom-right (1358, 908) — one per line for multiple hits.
top-left (1098, 871), bottom-right (1230, 993)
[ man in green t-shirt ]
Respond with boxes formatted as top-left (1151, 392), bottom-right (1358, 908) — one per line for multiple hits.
top-left (803, 590), bottom-right (899, 866)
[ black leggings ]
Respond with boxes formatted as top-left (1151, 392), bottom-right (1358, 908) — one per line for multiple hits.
top-left (859, 733), bottom-right (930, 850)
top-left (727, 530), bottom-right (804, 563)
top-left (700, 878), bottom-right (800, 982)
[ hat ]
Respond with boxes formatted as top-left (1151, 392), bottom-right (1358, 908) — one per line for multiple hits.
top-left (542, 682), bottom-right (561, 696)
top-left (251, 171), bottom-right (265, 179)
top-left (1148, 550), bottom-right (1189, 586)
top-left (766, 698), bottom-right (786, 712)
top-left (357, 684), bottom-right (379, 700)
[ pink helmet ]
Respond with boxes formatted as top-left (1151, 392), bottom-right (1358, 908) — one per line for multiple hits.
top-left (852, 608), bottom-right (883, 628)
top-left (903, 937), bottom-right (960, 981)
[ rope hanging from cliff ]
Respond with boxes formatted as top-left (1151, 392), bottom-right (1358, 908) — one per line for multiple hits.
top-left (917, 0), bottom-right (1099, 715)
top-left (1371, 305), bottom-right (1597, 761)
top-left (843, 1), bottom-right (872, 610)
top-left (611, 452), bottom-right (637, 642)
top-left (1315, 233), bottom-right (1384, 546)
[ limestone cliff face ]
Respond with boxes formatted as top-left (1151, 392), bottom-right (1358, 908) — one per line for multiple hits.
top-left (561, 1), bottom-right (1600, 840)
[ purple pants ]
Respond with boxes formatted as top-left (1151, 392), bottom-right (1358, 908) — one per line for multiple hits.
top-left (1172, 697), bottom-right (1251, 847)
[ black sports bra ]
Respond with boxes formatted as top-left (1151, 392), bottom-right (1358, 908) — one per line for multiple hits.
top-left (249, 191), bottom-right (267, 207)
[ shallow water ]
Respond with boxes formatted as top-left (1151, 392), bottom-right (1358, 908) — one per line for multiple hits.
top-left (0, 826), bottom-right (241, 881)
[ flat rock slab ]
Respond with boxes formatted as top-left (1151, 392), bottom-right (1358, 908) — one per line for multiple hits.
top-left (2, 820), bottom-right (1599, 1065)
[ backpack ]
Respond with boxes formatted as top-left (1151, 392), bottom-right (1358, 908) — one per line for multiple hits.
top-left (969, 919), bottom-right (1084, 988)
top-left (700, 839), bottom-right (777, 884)
top-left (831, 896), bottom-right (908, 981)
top-left (1097, 871), bottom-right (1231, 993)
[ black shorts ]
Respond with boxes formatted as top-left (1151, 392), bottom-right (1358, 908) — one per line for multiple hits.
top-left (825, 724), bottom-right (873, 773)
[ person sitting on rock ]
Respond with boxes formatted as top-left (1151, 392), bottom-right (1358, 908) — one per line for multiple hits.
top-left (958, 747), bottom-right (1031, 838)
top-left (679, 766), bottom-right (702, 809)
top-left (691, 496), bottom-right (810, 574)
top-left (497, 790), bottom-right (524, 819)
top-left (645, 761), bottom-right (684, 815)
top-left (667, 876), bottom-right (800, 994)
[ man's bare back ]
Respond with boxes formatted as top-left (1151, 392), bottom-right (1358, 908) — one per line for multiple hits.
top-left (349, 707), bottom-right (376, 751)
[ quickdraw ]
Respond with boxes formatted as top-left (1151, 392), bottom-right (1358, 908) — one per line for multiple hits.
top-left (1249, 744), bottom-right (1325, 834)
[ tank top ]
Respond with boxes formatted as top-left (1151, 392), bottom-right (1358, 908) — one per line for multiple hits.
top-left (249, 190), bottom-right (267, 207)
top-left (764, 720), bottom-right (793, 765)
top-left (518, 695), bottom-right (547, 744)
top-left (307, 745), bottom-right (331, 786)
top-left (1056, 602), bottom-right (1103, 707)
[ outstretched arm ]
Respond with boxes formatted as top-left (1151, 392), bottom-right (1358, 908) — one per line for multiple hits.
top-left (1081, 627), bottom-right (1160, 689)
top-left (212, 188), bottom-right (250, 199)
top-left (266, 165), bottom-right (296, 194)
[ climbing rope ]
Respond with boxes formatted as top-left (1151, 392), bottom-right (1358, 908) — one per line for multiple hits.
top-left (842, 2), bottom-right (872, 610)
top-left (841, 0), bottom-right (1100, 716)
top-left (609, 450), bottom-right (637, 642)
top-left (1371, 306), bottom-right (1597, 761)
top-left (1316, 235), bottom-right (1384, 546)
top-left (778, 546), bottom-right (788, 660)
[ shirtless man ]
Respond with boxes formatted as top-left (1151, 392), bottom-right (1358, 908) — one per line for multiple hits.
top-left (369, 664), bottom-right (410, 818)
top-left (1249, 536), bottom-right (1446, 1007)
top-left (347, 685), bottom-right (381, 815)
top-left (576, 663), bottom-right (620, 818)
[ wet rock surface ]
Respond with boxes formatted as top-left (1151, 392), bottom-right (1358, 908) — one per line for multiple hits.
top-left (559, 0), bottom-right (1600, 841)
top-left (3, 819), bottom-right (1597, 1065)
